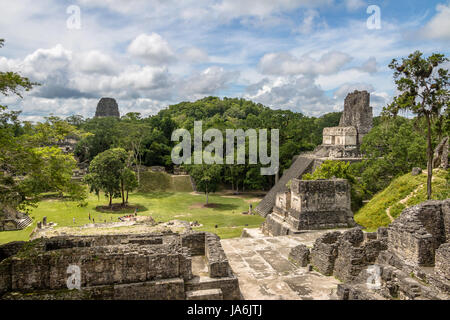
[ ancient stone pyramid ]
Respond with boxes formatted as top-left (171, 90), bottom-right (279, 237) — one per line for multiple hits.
top-left (95, 97), bottom-right (120, 118)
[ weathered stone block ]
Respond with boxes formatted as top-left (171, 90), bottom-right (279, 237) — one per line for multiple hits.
top-left (435, 243), bottom-right (450, 280)
top-left (288, 244), bottom-right (310, 267)
top-left (310, 231), bottom-right (340, 275)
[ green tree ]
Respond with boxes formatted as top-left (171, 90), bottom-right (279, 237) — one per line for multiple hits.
top-left (357, 117), bottom-right (427, 195)
top-left (122, 168), bottom-right (138, 203)
top-left (186, 154), bottom-right (222, 204)
top-left (1, 39), bottom-right (83, 212)
top-left (84, 148), bottom-right (128, 207)
top-left (303, 160), bottom-right (364, 211)
top-left (385, 51), bottom-right (449, 199)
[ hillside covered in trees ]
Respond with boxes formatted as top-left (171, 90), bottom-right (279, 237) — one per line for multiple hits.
top-left (72, 97), bottom-right (343, 192)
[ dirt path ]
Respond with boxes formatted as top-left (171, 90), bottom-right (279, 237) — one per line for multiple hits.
top-left (385, 183), bottom-right (423, 222)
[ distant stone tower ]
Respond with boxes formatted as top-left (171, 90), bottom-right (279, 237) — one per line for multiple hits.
top-left (95, 98), bottom-right (120, 118)
top-left (339, 90), bottom-right (373, 144)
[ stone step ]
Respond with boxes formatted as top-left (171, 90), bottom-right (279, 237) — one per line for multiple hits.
top-left (15, 216), bottom-right (33, 230)
top-left (185, 288), bottom-right (223, 300)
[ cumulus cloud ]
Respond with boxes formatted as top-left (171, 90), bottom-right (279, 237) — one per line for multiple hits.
top-left (295, 9), bottom-right (325, 34)
top-left (180, 47), bottom-right (209, 63)
top-left (213, 0), bottom-right (332, 20)
top-left (244, 76), bottom-right (333, 115)
top-left (333, 83), bottom-right (374, 100)
top-left (127, 33), bottom-right (176, 65)
top-left (259, 51), bottom-right (352, 76)
top-left (344, 0), bottom-right (366, 11)
top-left (359, 57), bottom-right (377, 74)
top-left (76, 51), bottom-right (117, 75)
top-left (180, 66), bottom-right (239, 97)
top-left (21, 44), bottom-right (72, 82)
top-left (420, 3), bottom-right (450, 41)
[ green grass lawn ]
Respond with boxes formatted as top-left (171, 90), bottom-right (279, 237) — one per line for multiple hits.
top-left (0, 191), bottom-right (264, 245)
top-left (354, 168), bottom-right (449, 231)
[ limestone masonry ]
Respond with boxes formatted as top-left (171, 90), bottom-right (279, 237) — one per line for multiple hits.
top-left (0, 231), bottom-right (241, 300)
top-left (300, 199), bottom-right (450, 300)
top-left (262, 178), bottom-right (356, 236)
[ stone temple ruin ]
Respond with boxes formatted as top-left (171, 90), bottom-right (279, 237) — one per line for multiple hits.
top-left (262, 178), bottom-right (356, 236)
top-left (317, 90), bottom-right (372, 159)
top-left (255, 90), bottom-right (373, 218)
top-left (0, 231), bottom-right (241, 300)
top-left (95, 97), bottom-right (120, 118)
top-left (0, 205), bottom-right (33, 232)
top-left (287, 199), bottom-right (450, 300)
top-left (256, 90), bottom-right (372, 237)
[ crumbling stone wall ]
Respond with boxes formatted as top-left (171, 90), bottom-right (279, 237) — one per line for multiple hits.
top-left (333, 228), bottom-right (384, 282)
top-left (181, 232), bottom-right (206, 256)
top-left (0, 241), bottom-right (25, 262)
top-left (334, 199), bottom-right (450, 300)
top-left (432, 136), bottom-right (449, 169)
top-left (310, 231), bottom-right (340, 275)
top-left (435, 243), bottom-right (450, 281)
top-left (339, 90), bottom-right (373, 144)
top-left (387, 200), bottom-right (448, 266)
top-left (205, 233), bottom-right (230, 278)
top-left (0, 231), bottom-right (240, 300)
top-left (289, 244), bottom-right (310, 267)
top-left (309, 228), bottom-right (386, 281)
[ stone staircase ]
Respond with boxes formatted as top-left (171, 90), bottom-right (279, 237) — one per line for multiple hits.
top-left (16, 215), bottom-right (33, 230)
top-left (255, 155), bottom-right (314, 217)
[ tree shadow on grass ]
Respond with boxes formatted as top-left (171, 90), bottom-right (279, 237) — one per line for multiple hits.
top-left (94, 203), bottom-right (148, 214)
top-left (189, 202), bottom-right (241, 212)
top-left (134, 191), bottom-right (174, 199)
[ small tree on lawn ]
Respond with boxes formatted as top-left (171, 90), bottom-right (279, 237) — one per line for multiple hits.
top-left (186, 154), bottom-right (222, 205)
top-left (84, 148), bottom-right (128, 207)
top-left (122, 167), bottom-right (138, 204)
top-left (384, 51), bottom-right (449, 199)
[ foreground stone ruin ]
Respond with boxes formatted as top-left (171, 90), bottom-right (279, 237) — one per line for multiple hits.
top-left (299, 199), bottom-right (450, 300)
top-left (262, 178), bottom-right (356, 236)
top-left (0, 231), bottom-right (241, 300)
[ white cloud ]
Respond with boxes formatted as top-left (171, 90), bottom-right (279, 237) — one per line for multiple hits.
top-left (420, 3), bottom-right (450, 41)
top-left (21, 44), bottom-right (72, 81)
top-left (359, 57), bottom-right (377, 73)
top-left (295, 9), bottom-right (324, 34)
top-left (344, 0), bottom-right (366, 12)
top-left (244, 76), bottom-right (333, 115)
top-left (180, 66), bottom-right (239, 97)
top-left (181, 47), bottom-right (209, 63)
top-left (333, 83), bottom-right (374, 100)
top-left (127, 33), bottom-right (176, 65)
top-left (259, 51), bottom-right (352, 76)
top-left (213, 0), bottom-right (332, 20)
top-left (76, 51), bottom-right (117, 75)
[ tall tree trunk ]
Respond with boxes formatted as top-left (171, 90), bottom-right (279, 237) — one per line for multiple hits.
top-left (206, 184), bottom-right (209, 205)
top-left (426, 114), bottom-right (433, 200)
top-left (126, 191), bottom-right (129, 203)
top-left (121, 179), bottom-right (125, 205)
top-left (109, 194), bottom-right (112, 208)
top-left (137, 165), bottom-right (140, 185)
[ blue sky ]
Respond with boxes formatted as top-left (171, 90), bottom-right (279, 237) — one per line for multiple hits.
top-left (0, 0), bottom-right (449, 121)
